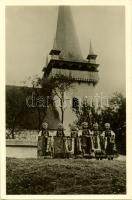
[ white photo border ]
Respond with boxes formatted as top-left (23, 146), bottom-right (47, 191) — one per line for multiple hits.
top-left (0, 0), bottom-right (132, 199)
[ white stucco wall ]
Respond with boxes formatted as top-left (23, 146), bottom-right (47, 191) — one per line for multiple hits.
top-left (54, 82), bottom-right (96, 130)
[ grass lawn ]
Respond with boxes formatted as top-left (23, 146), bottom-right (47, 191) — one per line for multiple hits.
top-left (6, 157), bottom-right (126, 194)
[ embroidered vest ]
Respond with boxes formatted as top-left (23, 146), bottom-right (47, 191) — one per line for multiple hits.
top-left (105, 130), bottom-right (112, 137)
top-left (56, 130), bottom-right (65, 137)
top-left (41, 129), bottom-right (49, 137)
top-left (82, 129), bottom-right (90, 136)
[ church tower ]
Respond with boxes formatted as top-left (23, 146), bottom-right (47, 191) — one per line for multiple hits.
top-left (43, 6), bottom-right (100, 130)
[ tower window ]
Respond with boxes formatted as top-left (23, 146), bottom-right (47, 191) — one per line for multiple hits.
top-left (72, 97), bottom-right (79, 109)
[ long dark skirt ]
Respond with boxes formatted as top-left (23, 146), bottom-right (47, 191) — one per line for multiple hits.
top-left (74, 138), bottom-right (81, 156)
top-left (100, 136), bottom-right (106, 154)
top-left (106, 138), bottom-right (115, 156)
top-left (93, 136), bottom-right (98, 149)
top-left (53, 137), bottom-right (66, 158)
top-left (81, 136), bottom-right (92, 155)
top-left (74, 138), bottom-right (78, 155)
top-left (37, 136), bottom-right (48, 157)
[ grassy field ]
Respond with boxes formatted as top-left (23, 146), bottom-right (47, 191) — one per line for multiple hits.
top-left (6, 157), bottom-right (126, 194)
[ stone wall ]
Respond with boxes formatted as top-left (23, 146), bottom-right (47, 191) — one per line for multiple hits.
top-left (6, 129), bottom-right (38, 141)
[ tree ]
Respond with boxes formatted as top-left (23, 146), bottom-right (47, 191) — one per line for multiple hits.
top-left (6, 75), bottom-right (52, 138)
top-left (100, 92), bottom-right (126, 132)
top-left (42, 74), bottom-right (73, 124)
top-left (23, 75), bottom-right (50, 130)
top-left (6, 86), bottom-right (28, 138)
top-left (73, 92), bottom-right (126, 154)
top-left (100, 92), bottom-right (126, 154)
top-left (73, 101), bottom-right (99, 130)
top-left (74, 92), bottom-right (126, 130)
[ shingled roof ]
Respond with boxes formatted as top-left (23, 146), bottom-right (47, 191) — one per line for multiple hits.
top-left (6, 85), bottom-right (60, 130)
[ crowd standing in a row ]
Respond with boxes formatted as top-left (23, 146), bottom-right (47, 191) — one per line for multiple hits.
top-left (37, 122), bottom-right (117, 160)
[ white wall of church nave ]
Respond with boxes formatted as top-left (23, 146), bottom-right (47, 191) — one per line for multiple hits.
top-left (53, 82), bottom-right (96, 131)
top-left (66, 82), bottom-right (95, 102)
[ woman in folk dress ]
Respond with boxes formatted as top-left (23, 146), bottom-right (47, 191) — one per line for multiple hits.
top-left (81, 122), bottom-right (94, 157)
top-left (37, 122), bottom-right (49, 157)
top-left (91, 123), bottom-right (102, 159)
top-left (53, 123), bottom-right (66, 158)
top-left (101, 123), bottom-right (116, 160)
top-left (70, 125), bottom-right (81, 158)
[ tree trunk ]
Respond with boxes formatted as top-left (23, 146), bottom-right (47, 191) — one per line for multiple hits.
top-left (37, 107), bottom-right (41, 130)
top-left (61, 108), bottom-right (64, 124)
top-left (11, 120), bottom-right (16, 139)
top-left (60, 96), bottom-right (64, 124)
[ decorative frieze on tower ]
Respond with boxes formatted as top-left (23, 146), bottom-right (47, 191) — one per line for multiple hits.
top-left (42, 6), bottom-right (100, 129)
top-left (43, 6), bottom-right (99, 85)
top-left (44, 40), bottom-right (99, 84)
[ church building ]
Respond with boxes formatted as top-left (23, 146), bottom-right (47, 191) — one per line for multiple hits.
top-left (43, 6), bottom-right (100, 130)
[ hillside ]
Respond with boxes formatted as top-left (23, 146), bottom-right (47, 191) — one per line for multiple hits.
top-left (6, 157), bottom-right (126, 194)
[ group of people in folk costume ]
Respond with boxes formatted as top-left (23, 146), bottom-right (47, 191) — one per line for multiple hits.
top-left (37, 121), bottom-right (117, 160)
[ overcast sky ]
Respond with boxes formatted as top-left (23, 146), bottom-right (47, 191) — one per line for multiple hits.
top-left (6, 6), bottom-right (125, 96)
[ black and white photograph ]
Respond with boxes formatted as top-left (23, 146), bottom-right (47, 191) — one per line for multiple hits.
top-left (1, 0), bottom-right (132, 198)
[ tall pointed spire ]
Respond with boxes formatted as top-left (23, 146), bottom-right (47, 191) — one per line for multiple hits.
top-left (89, 40), bottom-right (94, 55)
top-left (87, 40), bottom-right (97, 62)
top-left (45, 54), bottom-right (48, 66)
top-left (54, 6), bottom-right (83, 62)
top-left (43, 55), bottom-right (49, 73)
top-left (44, 6), bottom-right (99, 84)
top-left (53, 37), bottom-right (58, 51)
top-left (49, 37), bottom-right (61, 56)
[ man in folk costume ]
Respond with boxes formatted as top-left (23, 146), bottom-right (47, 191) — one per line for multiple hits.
top-left (37, 122), bottom-right (49, 157)
top-left (81, 122), bottom-right (94, 157)
top-left (101, 123), bottom-right (116, 160)
top-left (53, 123), bottom-right (66, 158)
top-left (91, 123), bottom-right (102, 159)
top-left (70, 125), bottom-right (82, 158)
